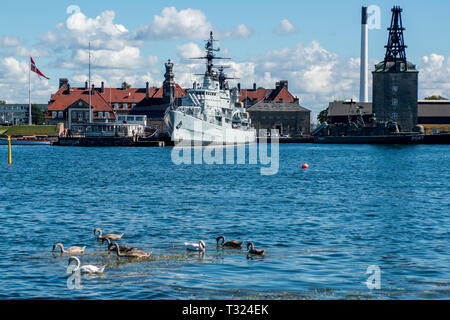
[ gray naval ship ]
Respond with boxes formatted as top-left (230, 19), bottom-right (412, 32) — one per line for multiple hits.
top-left (164, 31), bottom-right (256, 145)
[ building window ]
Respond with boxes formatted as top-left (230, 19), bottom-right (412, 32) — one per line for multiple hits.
top-left (105, 112), bottom-right (109, 119)
top-left (58, 111), bottom-right (63, 119)
top-left (52, 111), bottom-right (57, 119)
top-left (98, 112), bottom-right (103, 118)
top-left (114, 103), bottom-right (119, 109)
top-left (123, 103), bottom-right (128, 109)
top-left (131, 103), bottom-right (136, 108)
top-left (392, 98), bottom-right (398, 106)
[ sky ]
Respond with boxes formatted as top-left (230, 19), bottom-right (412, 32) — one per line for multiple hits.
top-left (0, 0), bottom-right (449, 116)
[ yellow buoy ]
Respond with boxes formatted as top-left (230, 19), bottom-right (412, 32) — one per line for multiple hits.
top-left (8, 135), bottom-right (12, 165)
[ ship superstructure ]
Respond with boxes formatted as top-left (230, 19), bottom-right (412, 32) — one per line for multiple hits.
top-left (164, 31), bottom-right (256, 145)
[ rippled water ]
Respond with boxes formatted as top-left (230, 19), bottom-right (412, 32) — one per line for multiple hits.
top-left (0, 144), bottom-right (449, 299)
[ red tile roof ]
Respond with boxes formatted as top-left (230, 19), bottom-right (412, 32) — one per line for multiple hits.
top-left (47, 86), bottom-right (113, 112)
top-left (47, 84), bottom-right (186, 114)
top-left (270, 87), bottom-right (295, 102)
top-left (238, 88), bottom-right (271, 103)
top-left (238, 83), bottom-right (296, 104)
top-left (152, 84), bottom-right (186, 98)
top-left (102, 88), bottom-right (150, 104)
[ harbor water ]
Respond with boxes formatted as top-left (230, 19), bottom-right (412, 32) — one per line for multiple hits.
top-left (0, 144), bottom-right (449, 299)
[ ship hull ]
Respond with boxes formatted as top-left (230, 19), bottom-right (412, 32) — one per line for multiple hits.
top-left (314, 133), bottom-right (450, 144)
top-left (165, 110), bottom-right (256, 145)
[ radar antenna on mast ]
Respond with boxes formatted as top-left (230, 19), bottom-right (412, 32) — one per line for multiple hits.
top-left (190, 31), bottom-right (230, 77)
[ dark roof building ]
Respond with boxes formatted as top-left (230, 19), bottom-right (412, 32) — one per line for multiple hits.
top-left (246, 84), bottom-right (311, 136)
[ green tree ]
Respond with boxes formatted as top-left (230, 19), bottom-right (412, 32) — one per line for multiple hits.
top-left (0, 100), bottom-right (6, 104)
top-left (317, 107), bottom-right (329, 124)
top-left (122, 82), bottom-right (132, 89)
top-left (31, 104), bottom-right (45, 125)
top-left (424, 95), bottom-right (447, 100)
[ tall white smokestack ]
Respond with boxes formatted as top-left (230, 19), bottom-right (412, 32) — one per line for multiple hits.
top-left (360, 6), bottom-right (369, 102)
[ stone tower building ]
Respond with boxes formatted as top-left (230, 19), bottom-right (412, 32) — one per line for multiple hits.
top-left (163, 59), bottom-right (175, 104)
top-left (372, 6), bottom-right (418, 132)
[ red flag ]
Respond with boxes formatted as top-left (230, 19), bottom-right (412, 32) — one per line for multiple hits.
top-left (30, 57), bottom-right (50, 80)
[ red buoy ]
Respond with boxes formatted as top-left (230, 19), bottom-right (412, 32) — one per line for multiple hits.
top-left (302, 163), bottom-right (309, 169)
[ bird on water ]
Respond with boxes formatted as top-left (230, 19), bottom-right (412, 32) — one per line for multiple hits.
top-left (104, 238), bottom-right (135, 253)
top-left (94, 228), bottom-right (124, 242)
top-left (246, 242), bottom-right (265, 256)
top-left (109, 242), bottom-right (151, 258)
top-left (216, 235), bottom-right (243, 248)
top-left (185, 240), bottom-right (206, 252)
top-left (67, 256), bottom-right (106, 274)
top-left (53, 243), bottom-right (86, 255)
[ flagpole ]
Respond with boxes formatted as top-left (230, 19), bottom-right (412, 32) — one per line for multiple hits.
top-left (28, 57), bottom-right (32, 125)
top-left (88, 42), bottom-right (92, 123)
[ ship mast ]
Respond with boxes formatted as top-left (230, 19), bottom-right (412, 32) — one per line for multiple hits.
top-left (191, 31), bottom-right (230, 79)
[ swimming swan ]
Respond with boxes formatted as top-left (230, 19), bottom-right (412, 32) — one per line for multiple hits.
top-left (185, 240), bottom-right (206, 252)
top-left (110, 242), bottom-right (151, 258)
top-left (53, 243), bottom-right (86, 254)
top-left (94, 228), bottom-right (124, 241)
top-left (105, 238), bottom-right (135, 253)
top-left (246, 242), bottom-right (265, 256)
top-left (216, 235), bottom-right (243, 248)
top-left (67, 256), bottom-right (106, 274)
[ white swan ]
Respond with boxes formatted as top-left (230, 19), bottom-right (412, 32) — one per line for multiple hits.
top-left (67, 256), bottom-right (106, 274)
top-left (185, 240), bottom-right (205, 252)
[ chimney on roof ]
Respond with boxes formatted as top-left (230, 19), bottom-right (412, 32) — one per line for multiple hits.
top-left (237, 83), bottom-right (241, 92)
top-left (101, 81), bottom-right (104, 93)
top-left (66, 84), bottom-right (70, 94)
top-left (59, 78), bottom-right (69, 89)
top-left (253, 83), bottom-right (256, 91)
top-left (91, 84), bottom-right (95, 94)
top-left (276, 80), bottom-right (288, 90)
top-left (146, 82), bottom-right (149, 99)
top-left (85, 81), bottom-right (88, 90)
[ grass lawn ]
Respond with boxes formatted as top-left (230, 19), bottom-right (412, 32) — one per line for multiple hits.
top-left (0, 125), bottom-right (57, 136)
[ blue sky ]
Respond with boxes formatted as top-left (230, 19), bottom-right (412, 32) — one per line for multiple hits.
top-left (0, 0), bottom-right (449, 115)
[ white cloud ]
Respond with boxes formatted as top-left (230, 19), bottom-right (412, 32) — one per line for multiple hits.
top-left (62, 46), bottom-right (158, 70)
top-left (134, 7), bottom-right (252, 41)
top-left (40, 8), bottom-right (155, 73)
top-left (176, 42), bottom-right (203, 61)
top-left (418, 54), bottom-right (450, 99)
top-left (223, 24), bottom-right (253, 39)
top-left (274, 19), bottom-right (299, 35)
top-left (0, 57), bottom-right (56, 103)
top-left (0, 36), bottom-right (21, 48)
top-left (135, 7), bottom-right (213, 40)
